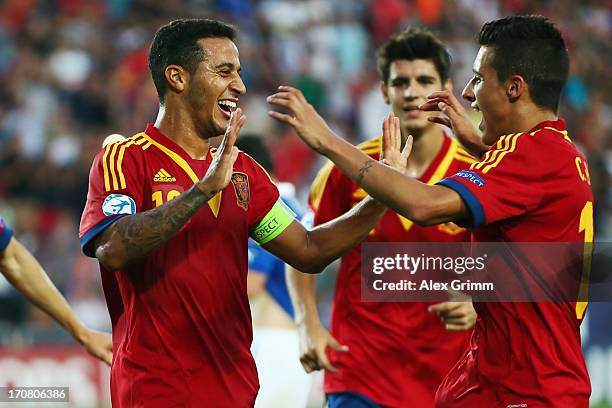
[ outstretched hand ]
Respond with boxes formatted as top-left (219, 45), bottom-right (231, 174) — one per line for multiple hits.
top-left (267, 86), bottom-right (335, 152)
top-left (198, 108), bottom-right (245, 197)
top-left (419, 90), bottom-right (487, 156)
top-left (381, 112), bottom-right (413, 175)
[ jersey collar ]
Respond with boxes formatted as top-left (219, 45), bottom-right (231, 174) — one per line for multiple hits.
top-left (144, 124), bottom-right (211, 162)
top-left (527, 118), bottom-right (566, 134)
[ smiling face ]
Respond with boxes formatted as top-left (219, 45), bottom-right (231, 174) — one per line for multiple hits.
top-left (462, 46), bottom-right (511, 145)
top-left (381, 59), bottom-right (449, 138)
top-left (185, 37), bottom-right (246, 138)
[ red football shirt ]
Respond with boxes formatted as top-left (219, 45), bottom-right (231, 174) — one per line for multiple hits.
top-left (311, 134), bottom-right (475, 407)
top-left (79, 125), bottom-right (280, 408)
top-left (436, 119), bottom-right (592, 407)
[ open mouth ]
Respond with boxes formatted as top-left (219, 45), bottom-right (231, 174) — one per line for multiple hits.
top-left (471, 104), bottom-right (484, 130)
top-left (218, 100), bottom-right (237, 118)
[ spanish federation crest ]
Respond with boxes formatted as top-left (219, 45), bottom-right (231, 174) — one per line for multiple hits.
top-left (231, 172), bottom-right (250, 211)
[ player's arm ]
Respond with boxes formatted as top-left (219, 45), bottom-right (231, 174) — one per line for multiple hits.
top-left (93, 110), bottom-right (245, 272)
top-left (0, 237), bottom-right (113, 365)
top-left (247, 271), bottom-right (267, 298)
top-left (262, 197), bottom-right (385, 274)
top-left (261, 114), bottom-right (412, 274)
top-left (267, 87), bottom-right (468, 226)
top-left (287, 265), bottom-right (347, 372)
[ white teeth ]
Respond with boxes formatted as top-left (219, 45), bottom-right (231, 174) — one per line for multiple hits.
top-left (218, 100), bottom-right (237, 109)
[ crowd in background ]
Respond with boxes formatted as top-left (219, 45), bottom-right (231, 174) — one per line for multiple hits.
top-left (0, 0), bottom-right (609, 343)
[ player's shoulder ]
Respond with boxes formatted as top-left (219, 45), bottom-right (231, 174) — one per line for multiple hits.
top-left (451, 139), bottom-right (478, 166)
top-left (309, 136), bottom-right (381, 208)
top-left (528, 124), bottom-right (579, 153)
top-left (236, 150), bottom-right (271, 177)
top-left (91, 132), bottom-right (149, 186)
top-left (95, 132), bottom-right (150, 162)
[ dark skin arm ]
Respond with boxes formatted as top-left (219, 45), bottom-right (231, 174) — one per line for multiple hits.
top-left (267, 86), bottom-right (469, 226)
top-left (263, 197), bottom-right (383, 273)
top-left (287, 265), bottom-right (347, 372)
top-left (93, 109), bottom-right (246, 272)
top-left (263, 114), bottom-right (412, 274)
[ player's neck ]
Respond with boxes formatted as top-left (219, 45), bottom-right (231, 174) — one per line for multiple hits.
top-left (403, 126), bottom-right (444, 178)
top-left (154, 105), bottom-right (211, 160)
top-left (509, 105), bottom-right (558, 135)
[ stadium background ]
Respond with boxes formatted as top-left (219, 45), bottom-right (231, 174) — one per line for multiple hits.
top-left (0, 0), bottom-right (609, 406)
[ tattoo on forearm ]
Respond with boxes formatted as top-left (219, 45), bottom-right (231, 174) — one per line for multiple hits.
top-left (356, 159), bottom-right (375, 185)
top-left (96, 185), bottom-right (209, 266)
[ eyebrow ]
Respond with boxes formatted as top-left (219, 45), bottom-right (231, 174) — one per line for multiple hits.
top-left (472, 68), bottom-right (482, 76)
top-left (214, 62), bottom-right (241, 72)
top-left (391, 74), bottom-right (437, 81)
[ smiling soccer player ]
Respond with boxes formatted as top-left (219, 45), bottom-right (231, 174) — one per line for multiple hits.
top-left (79, 18), bottom-right (404, 408)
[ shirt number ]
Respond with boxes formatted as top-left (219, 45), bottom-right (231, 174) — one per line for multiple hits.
top-left (152, 190), bottom-right (181, 207)
top-left (576, 201), bottom-right (593, 319)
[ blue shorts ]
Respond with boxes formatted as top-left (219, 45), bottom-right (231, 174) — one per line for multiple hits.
top-left (327, 392), bottom-right (382, 408)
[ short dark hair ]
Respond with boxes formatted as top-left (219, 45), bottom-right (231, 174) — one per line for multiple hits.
top-left (376, 27), bottom-right (451, 84)
top-left (236, 135), bottom-right (275, 174)
top-left (148, 18), bottom-right (237, 103)
top-left (478, 15), bottom-right (569, 113)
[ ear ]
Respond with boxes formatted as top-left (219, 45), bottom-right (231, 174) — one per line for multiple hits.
top-left (506, 75), bottom-right (526, 103)
top-left (380, 81), bottom-right (390, 104)
top-left (165, 64), bottom-right (189, 94)
top-left (443, 78), bottom-right (453, 92)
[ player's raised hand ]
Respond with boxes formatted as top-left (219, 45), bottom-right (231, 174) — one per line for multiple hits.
top-left (267, 86), bottom-right (335, 152)
top-left (381, 112), bottom-right (413, 175)
top-left (428, 301), bottom-right (477, 331)
top-left (298, 319), bottom-right (348, 373)
top-left (198, 108), bottom-right (245, 197)
top-left (80, 329), bottom-right (113, 366)
top-left (419, 90), bottom-right (486, 156)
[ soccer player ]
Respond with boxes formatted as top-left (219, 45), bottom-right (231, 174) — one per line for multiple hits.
top-left (79, 19), bottom-right (397, 408)
top-left (269, 15), bottom-right (592, 408)
top-left (287, 28), bottom-right (476, 408)
top-left (0, 215), bottom-right (112, 365)
top-left (237, 135), bottom-right (311, 408)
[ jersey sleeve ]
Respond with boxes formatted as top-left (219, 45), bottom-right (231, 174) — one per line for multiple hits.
top-left (243, 153), bottom-right (281, 228)
top-left (437, 133), bottom-right (544, 227)
top-left (309, 162), bottom-right (353, 227)
top-left (241, 153), bottom-right (301, 245)
top-left (0, 216), bottom-right (13, 252)
top-left (79, 142), bottom-right (145, 257)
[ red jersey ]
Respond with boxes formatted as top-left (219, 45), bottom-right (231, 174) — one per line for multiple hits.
top-left (436, 119), bottom-right (592, 407)
top-left (310, 134), bottom-right (475, 407)
top-left (79, 125), bottom-right (280, 408)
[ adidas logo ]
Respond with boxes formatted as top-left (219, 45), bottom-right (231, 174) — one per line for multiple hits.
top-left (153, 168), bottom-right (176, 182)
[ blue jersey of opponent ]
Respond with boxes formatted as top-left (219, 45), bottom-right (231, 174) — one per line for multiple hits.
top-left (247, 195), bottom-right (304, 319)
top-left (0, 215), bottom-right (13, 252)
